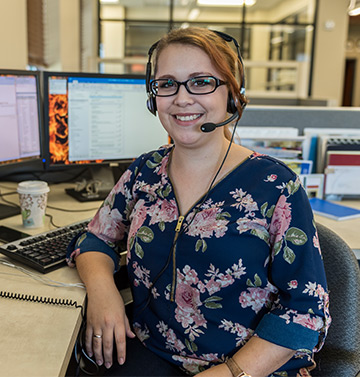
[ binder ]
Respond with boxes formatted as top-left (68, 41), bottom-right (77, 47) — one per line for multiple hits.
top-left (309, 198), bottom-right (360, 221)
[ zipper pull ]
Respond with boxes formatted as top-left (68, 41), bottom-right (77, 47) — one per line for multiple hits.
top-left (175, 215), bottom-right (184, 232)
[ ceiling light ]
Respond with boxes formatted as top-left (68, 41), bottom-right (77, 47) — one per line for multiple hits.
top-left (348, 0), bottom-right (360, 15)
top-left (197, 0), bottom-right (256, 6)
top-left (100, 0), bottom-right (119, 4)
top-left (349, 7), bottom-right (360, 15)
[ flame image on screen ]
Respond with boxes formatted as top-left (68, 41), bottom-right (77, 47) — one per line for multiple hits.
top-left (48, 94), bottom-right (69, 164)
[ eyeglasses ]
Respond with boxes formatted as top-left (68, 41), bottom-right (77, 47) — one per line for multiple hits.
top-left (150, 75), bottom-right (227, 97)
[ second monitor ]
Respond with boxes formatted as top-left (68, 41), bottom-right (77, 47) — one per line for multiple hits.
top-left (42, 71), bottom-right (169, 201)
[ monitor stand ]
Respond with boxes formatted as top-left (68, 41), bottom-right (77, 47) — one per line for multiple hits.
top-left (0, 203), bottom-right (21, 220)
top-left (65, 166), bottom-right (115, 202)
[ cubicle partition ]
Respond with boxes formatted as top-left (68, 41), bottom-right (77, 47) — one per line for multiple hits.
top-left (241, 106), bottom-right (360, 134)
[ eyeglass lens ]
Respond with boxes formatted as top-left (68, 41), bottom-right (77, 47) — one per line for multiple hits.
top-left (151, 76), bottom-right (220, 96)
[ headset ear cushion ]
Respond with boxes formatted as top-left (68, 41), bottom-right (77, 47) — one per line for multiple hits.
top-left (227, 94), bottom-right (237, 114)
top-left (147, 95), bottom-right (157, 116)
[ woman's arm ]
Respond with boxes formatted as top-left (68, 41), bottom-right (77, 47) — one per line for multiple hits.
top-left (76, 252), bottom-right (135, 369)
top-left (197, 337), bottom-right (295, 377)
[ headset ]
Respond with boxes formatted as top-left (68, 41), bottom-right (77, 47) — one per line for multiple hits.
top-left (145, 29), bottom-right (246, 125)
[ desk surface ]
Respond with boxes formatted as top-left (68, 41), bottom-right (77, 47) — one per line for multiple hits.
top-left (0, 182), bottom-right (100, 377)
top-left (1, 182), bottom-right (360, 376)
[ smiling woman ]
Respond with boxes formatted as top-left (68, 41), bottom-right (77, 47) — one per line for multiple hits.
top-left (66, 26), bottom-right (330, 377)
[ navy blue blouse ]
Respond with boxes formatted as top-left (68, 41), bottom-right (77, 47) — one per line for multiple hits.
top-left (67, 145), bottom-right (330, 376)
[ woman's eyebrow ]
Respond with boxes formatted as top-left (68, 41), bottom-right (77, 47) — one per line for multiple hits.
top-left (156, 72), bottom-right (212, 80)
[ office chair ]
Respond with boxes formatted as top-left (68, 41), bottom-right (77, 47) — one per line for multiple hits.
top-left (312, 222), bottom-right (360, 377)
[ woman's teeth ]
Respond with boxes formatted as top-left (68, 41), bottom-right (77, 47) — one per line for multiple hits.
top-left (175, 114), bottom-right (201, 121)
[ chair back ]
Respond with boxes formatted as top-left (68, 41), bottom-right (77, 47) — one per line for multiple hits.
top-left (313, 222), bottom-right (360, 377)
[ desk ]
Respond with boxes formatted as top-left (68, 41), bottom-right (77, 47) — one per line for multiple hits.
top-left (0, 182), bottom-right (100, 377)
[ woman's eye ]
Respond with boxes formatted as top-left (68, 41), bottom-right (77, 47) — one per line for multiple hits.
top-left (193, 78), bottom-right (211, 86)
top-left (160, 80), bottom-right (175, 88)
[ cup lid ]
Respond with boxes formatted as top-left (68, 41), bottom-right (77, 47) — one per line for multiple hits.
top-left (17, 180), bottom-right (50, 195)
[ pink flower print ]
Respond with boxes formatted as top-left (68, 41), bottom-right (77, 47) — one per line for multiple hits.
top-left (269, 194), bottom-right (292, 246)
top-left (287, 280), bottom-right (298, 290)
top-left (175, 280), bottom-right (202, 314)
top-left (157, 321), bottom-right (186, 353)
top-left (264, 174), bottom-right (278, 182)
top-left (204, 277), bottom-right (222, 296)
top-left (155, 153), bottom-right (170, 176)
top-left (148, 199), bottom-right (178, 225)
top-left (313, 230), bottom-right (322, 255)
top-left (182, 265), bottom-right (199, 284)
top-left (219, 319), bottom-right (254, 347)
top-left (293, 313), bottom-right (324, 331)
top-left (239, 287), bottom-right (272, 314)
top-left (88, 205), bottom-right (125, 243)
top-left (236, 217), bottom-right (268, 234)
top-left (112, 169), bottom-right (132, 195)
top-left (132, 261), bottom-right (152, 289)
top-left (297, 368), bottom-right (312, 377)
top-left (186, 207), bottom-right (229, 239)
top-left (174, 269), bottom-right (206, 332)
top-left (172, 355), bottom-right (210, 375)
top-left (230, 189), bottom-right (258, 215)
top-left (128, 199), bottom-right (148, 241)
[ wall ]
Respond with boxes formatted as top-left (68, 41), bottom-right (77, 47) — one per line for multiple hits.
top-left (0, 0), bottom-right (28, 69)
top-left (60, 0), bottom-right (81, 72)
top-left (311, 0), bottom-right (349, 106)
top-left (346, 22), bottom-right (360, 107)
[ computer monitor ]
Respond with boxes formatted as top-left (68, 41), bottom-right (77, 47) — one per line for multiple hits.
top-left (0, 69), bottom-right (42, 219)
top-left (42, 71), bottom-right (168, 201)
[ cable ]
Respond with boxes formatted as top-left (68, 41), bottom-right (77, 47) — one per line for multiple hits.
top-left (0, 257), bottom-right (86, 289)
top-left (46, 204), bottom-right (98, 212)
top-left (136, 119), bottom-right (240, 314)
top-left (0, 189), bottom-right (20, 208)
top-left (44, 213), bottom-right (62, 229)
top-left (0, 191), bottom-right (17, 196)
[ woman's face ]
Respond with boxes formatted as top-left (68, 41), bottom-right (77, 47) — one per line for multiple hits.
top-left (154, 43), bottom-right (228, 148)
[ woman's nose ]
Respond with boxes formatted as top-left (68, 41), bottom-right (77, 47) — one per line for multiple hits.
top-left (173, 84), bottom-right (194, 106)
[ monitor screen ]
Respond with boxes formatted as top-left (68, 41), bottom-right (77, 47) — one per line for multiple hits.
top-left (0, 70), bottom-right (42, 219)
top-left (42, 71), bottom-right (168, 201)
top-left (0, 70), bottom-right (41, 172)
top-left (42, 72), bottom-right (168, 168)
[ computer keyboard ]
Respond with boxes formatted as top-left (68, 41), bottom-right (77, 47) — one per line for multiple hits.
top-left (0, 219), bottom-right (90, 273)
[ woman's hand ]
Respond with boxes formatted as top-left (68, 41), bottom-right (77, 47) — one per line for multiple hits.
top-left (75, 252), bottom-right (135, 369)
top-left (85, 283), bottom-right (135, 369)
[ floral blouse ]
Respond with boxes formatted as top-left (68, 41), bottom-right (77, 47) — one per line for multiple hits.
top-left (67, 145), bottom-right (331, 376)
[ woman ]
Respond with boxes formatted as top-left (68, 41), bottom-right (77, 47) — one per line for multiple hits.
top-left (67, 27), bottom-right (330, 377)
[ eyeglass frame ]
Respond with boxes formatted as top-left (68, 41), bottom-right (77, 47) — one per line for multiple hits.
top-left (149, 75), bottom-right (227, 97)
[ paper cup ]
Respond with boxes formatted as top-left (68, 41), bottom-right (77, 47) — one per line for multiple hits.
top-left (17, 181), bottom-right (50, 228)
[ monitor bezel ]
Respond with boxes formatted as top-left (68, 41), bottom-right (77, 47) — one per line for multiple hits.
top-left (41, 70), bottom-right (152, 171)
top-left (0, 69), bottom-right (43, 179)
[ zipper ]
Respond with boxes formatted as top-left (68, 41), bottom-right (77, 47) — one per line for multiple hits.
top-left (170, 215), bottom-right (184, 302)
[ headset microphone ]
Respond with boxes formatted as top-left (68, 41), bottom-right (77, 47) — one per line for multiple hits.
top-left (200, 111), bottom-right (238, 133)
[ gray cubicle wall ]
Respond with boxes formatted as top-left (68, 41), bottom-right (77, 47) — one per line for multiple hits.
top-left (240, 106), bottom-right (360, 134)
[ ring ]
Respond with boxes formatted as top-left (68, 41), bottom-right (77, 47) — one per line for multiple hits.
top-left (93, 334), bottom-right (102, 339)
